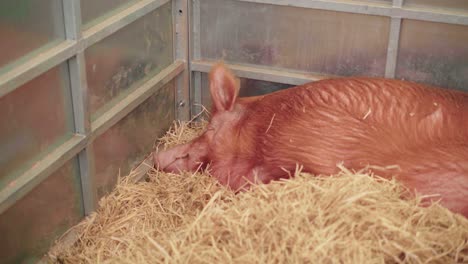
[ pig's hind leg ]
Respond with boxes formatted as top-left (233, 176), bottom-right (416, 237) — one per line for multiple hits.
top-left (214, 163), bottom-right (292, 192)
top-left (391, 140), bottom-right (468, 217)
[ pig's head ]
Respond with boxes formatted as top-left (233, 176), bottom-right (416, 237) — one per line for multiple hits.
top-left (154, 63), bottom-right (243, 173)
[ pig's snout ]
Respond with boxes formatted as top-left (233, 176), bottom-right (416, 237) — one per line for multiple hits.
top-left (153, 143), bottom-right (207, 173)
top-left (154, 145), bottom-right (188, 173)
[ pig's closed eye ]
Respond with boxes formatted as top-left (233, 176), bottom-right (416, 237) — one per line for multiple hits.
top-left (176, 153), bottom-right (189, 160)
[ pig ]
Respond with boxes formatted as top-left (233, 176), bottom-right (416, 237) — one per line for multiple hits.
top-left (154, 63), bottom-right (468, 217)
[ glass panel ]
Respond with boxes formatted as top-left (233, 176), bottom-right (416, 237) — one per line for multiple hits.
top-left (404, 0), bottom-right (468, 13)
top-left (0, 0), bottom-right (65, 73)
top-left (85, 2), bottom-right (173, 118)
top-left (199, 0), bottom-right (390, 77)
top-left (396, 20), bottom-right (468, 92)
top-left (0, 159), bottom-right (84, 264)
top-left (93, 81), bottom-right (175, 199)
top-left (0, 64), bottom-right (74, 187)
top-left (200, 73), bottom-right (292, 110)
top-left (81, 0), bottom-right (142, 28)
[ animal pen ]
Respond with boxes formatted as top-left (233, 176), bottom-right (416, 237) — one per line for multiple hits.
top-left (0, 0), bottom-right (467, 263)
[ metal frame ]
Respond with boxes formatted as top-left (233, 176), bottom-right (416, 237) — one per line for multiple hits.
top-left (173, 0), bottom-right (191, 121)
top-left (237, 0), bottom-right (468, 25)
top-left (62, 0), bottom-right (97, 215)
top-left (384, 17), bottom-right (402, 78)
top-left (190, 0), bottom-right (202, 116)
top-left (189, 0), bottom-right (468, 115)
top-left (385, 0), bottom-right (403, 78)
top-left (191, 60), bottom-right (330, 85)
top-left (0, 0), bottom-right (188, 215)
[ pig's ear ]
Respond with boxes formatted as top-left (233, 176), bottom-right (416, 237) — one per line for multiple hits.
top-left (209, 63), bottom-right (240, 112)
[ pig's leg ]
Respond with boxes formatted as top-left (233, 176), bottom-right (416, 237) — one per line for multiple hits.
top-left (390, 140), bottom-right (468, 217)
top-left (213, 163), bottom-right (293, 192)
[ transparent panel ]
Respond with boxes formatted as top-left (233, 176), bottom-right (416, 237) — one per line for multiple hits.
top-left (0, 64), bottom-right (74, 187)
top-left (0, 0), bottom-right (65, 73)
top-left (200, 73), bottom-right (292, 110)
top-left (199, 0), bottom-right (390, 77)
top-left (93, 81), bottom-right (175, 199)
top-left (85, 2), bottom-right (173, 118)
top-left (404, 0), bottom-right (468, 12)
top-left (81, 0), bottom-right (142, 28)
top-left (396, 20), bottom-right (468, 92)
top-left (0, 159), bottom-right (84, 264)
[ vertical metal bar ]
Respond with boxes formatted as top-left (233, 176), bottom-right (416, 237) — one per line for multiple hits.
top-left (52, 1), bottom-right (66, 38)
top-left (190, 0), bottom-right (202, 118)
top-left (385, 0), bottom-right (404, 78)
top-left (192, 0), bottom-right (201, 60)
top-left (384, 17), bottom-right (402, 78)
top-left (70, 54), bottom-right (97, 215)
top-left (63, 0), bottom-right (97, 215)
top-left (192, 71), bottom-right (203, 117)
top-left (173, 0), bottom-right (190, 121)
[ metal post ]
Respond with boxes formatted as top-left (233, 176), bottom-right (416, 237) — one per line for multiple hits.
top-left (192, 0), bottom-right (201, 61)
top-left (384, 17), bottom-right (402, 78)
top-left (62, 0), bottom-right (97, 215)
top-left (192, 71), bottom-right (203, 117)
top-left (190, 0), bottom-right (202, 118)
top-left (173, 0), bottom-right (191, 121)
top-left (384, 0), bottom-right (404, 78)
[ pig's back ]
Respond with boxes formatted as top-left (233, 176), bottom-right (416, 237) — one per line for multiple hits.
top-left (246, 77), bottom-right (468, 175)
top-left (257, 77), bottom-right (468, 139)
top-left (237, 77), bottom-right (468, 216)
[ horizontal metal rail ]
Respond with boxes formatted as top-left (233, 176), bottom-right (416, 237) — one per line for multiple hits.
top-left (237, 0), bottom-right (468, 25)
top-left (81, 0), bottom-right (171, 51)
top-left (0, 0), bottom-right (170, 100)
top-left (0, 61), bottom-right (183, 214)
top-left (90, 60), bottom-right (184, 141)
top-left (0, 41), bottom-right (77, 98)
top-left (0, 135), bottom-right (87, 214)
top-left (191, 60), bottom-right (331, 86)
top-left (240, 0), bottom-right (392, 16)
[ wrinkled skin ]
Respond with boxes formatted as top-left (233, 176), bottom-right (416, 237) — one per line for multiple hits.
top-left (154, 63), bottom-right (468, 217)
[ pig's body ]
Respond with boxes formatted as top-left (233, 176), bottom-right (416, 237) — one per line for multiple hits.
top-left (154, 64), bottom-right (468, 217)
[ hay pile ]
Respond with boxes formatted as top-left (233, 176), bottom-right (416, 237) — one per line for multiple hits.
top-left (48, 121), bottom-right (468, 264)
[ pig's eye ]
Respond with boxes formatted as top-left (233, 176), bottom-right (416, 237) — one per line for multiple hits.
top-left (176, 153), bottom-right (189, 160)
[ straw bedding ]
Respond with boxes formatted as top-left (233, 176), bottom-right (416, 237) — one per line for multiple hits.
top-left (48, 121), bottom-right (468, 264)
